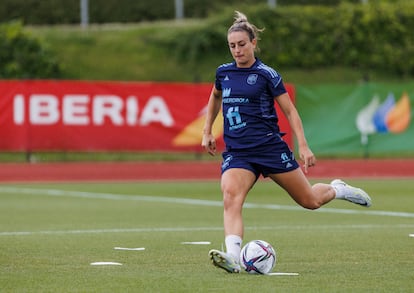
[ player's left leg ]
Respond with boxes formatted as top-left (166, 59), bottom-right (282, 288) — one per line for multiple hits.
top-left (331, 179), bottom-right (372, 207)
top-left (269, 168), bottom-right (334, 209)
top-left (268, 168), bottom-right (371, 209)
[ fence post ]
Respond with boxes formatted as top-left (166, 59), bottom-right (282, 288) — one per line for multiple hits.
top-left (268, 0), bottom-right (277, 8)
top-left (175, 0), bottom-right (184, 20)
top-left (80, 0), bottom-right (89, 28)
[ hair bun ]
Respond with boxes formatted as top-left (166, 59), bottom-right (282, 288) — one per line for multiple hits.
top-left (235, 18), bottom-right (247, 24)
top-left (228, 11), bottom-right (264, 52)
top-left (233, 11), bottom-right (248, 24)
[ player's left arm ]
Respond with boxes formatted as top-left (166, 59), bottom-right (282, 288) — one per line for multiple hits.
top-left (275, 93), bottom-right (316, 173)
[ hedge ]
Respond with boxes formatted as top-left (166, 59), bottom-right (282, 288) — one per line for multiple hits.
top-left (0, 21), bottom-right (61, 78)
top-left (2, 1), bottom-right (412, 78)
top-left (164, 2), bottom-right (414, 76)
top-left (0, 0), bottom-right (362, 25)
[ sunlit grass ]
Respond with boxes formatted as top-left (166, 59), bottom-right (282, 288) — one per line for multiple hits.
top-left (0, 179), bottom-right (413, 292)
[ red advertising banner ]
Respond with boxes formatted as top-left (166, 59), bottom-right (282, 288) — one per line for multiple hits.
top-left (0, 80), bottom-right (294, 152)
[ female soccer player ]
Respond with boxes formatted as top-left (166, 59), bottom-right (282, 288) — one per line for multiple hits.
top-left (202, 11), bottom-right (372, 273)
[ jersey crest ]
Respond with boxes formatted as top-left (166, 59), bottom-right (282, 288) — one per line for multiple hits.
top-left (247, 74), bottom-right (258, 85)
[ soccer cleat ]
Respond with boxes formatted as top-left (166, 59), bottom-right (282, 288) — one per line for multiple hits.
top-left (331, 179), bottom-right (372, 207)
top-left (209, 249), bottom-right (240, 273)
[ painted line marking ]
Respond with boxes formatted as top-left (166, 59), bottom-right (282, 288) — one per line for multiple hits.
top-left (90, 262), bottom-right (122, 266)
top-left (114, 247), bottom-right (145, 251)
top-left (181, 241), bottom-right (211, 245)
top-left (267, 272), bottom-right (299, 276)
top-left (0, 227), bottom-right (222, 236)
top-left (1, 224), bottom-right (413, 237)
top-left (1, 186), bottom-right (414, 219)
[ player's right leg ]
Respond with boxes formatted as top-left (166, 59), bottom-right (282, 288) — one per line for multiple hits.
top-left (209, 167), bottom-right (256, 273)
top-left (221, 168), bottom-right (257, 240)
top-left (209, 249), bottom-right (241, 273)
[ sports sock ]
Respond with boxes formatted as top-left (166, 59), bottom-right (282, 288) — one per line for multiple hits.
top-left (225, 234), bottom-right (242, 263)
top-left (332, 182), bottom-right (346, 199)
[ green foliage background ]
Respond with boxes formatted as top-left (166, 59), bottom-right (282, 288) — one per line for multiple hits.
top-left (2, 1), bottom-right (414, 80)
top-left (0, 0), bottom-right (363, 25)
top-left (167, 3), bottom-right (414, 77)
top-left (0, 21), bottom-right (61, 78)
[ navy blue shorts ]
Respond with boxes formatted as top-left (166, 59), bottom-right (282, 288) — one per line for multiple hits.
top-left (221, 142), bottom-right (299, 179)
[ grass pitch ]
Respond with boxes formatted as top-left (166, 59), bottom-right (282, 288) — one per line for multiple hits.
top-left (1, 179), bottom-right (413, 292)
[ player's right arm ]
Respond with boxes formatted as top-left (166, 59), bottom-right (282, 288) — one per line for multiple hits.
top-left (202, 85), bottom-right (222, 156)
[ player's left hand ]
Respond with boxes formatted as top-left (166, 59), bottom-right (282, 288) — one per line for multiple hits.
top-left (299, 146), bottom-right (316, 174)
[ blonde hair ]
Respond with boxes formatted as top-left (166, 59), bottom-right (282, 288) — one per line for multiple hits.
top-left (228, 11), bottom-right (264, 51)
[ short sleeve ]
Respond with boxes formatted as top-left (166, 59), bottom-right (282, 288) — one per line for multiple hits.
top-left (270, 77), bottom-right (287, 97)
top-left (215, 67), bottom-right (223, 91)
top-left (257, 61), bottom-right (287, 98)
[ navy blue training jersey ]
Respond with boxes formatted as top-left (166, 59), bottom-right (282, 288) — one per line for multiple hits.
top-left (215, 58), bottom-right (287, 150)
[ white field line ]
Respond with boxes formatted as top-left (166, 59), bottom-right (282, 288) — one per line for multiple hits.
top-left (0, 186), bottom-right (223, 206)
top-left (1, 224), bottom-right (413, 237)
top-left (1, 186), bottom-right (414, 219)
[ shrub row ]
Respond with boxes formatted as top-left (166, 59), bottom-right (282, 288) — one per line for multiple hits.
top-left (0, 21), bottom-right (61, 78)
top-left (166, 2), bottom-right (414, 76)
top-left (2, 1), bottom-right (411, 78)
top-left (0, 0), bottom-right (361, 25)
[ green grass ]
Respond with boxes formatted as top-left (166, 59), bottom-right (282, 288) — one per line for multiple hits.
top-left (26, 21), bottom-right (220, 83)
top-left (0, 151), bottom-right (218, 163)
top-left (1, 179), bottom-right (413, 292)
top-left (25, 22), bottom-right (413, 85)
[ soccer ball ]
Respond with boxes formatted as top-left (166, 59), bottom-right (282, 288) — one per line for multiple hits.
top-left (240, 240), bottom-right (276, 274)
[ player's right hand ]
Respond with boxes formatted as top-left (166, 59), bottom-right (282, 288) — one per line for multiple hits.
top-left (201, 134), bottom-right (216, 156)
